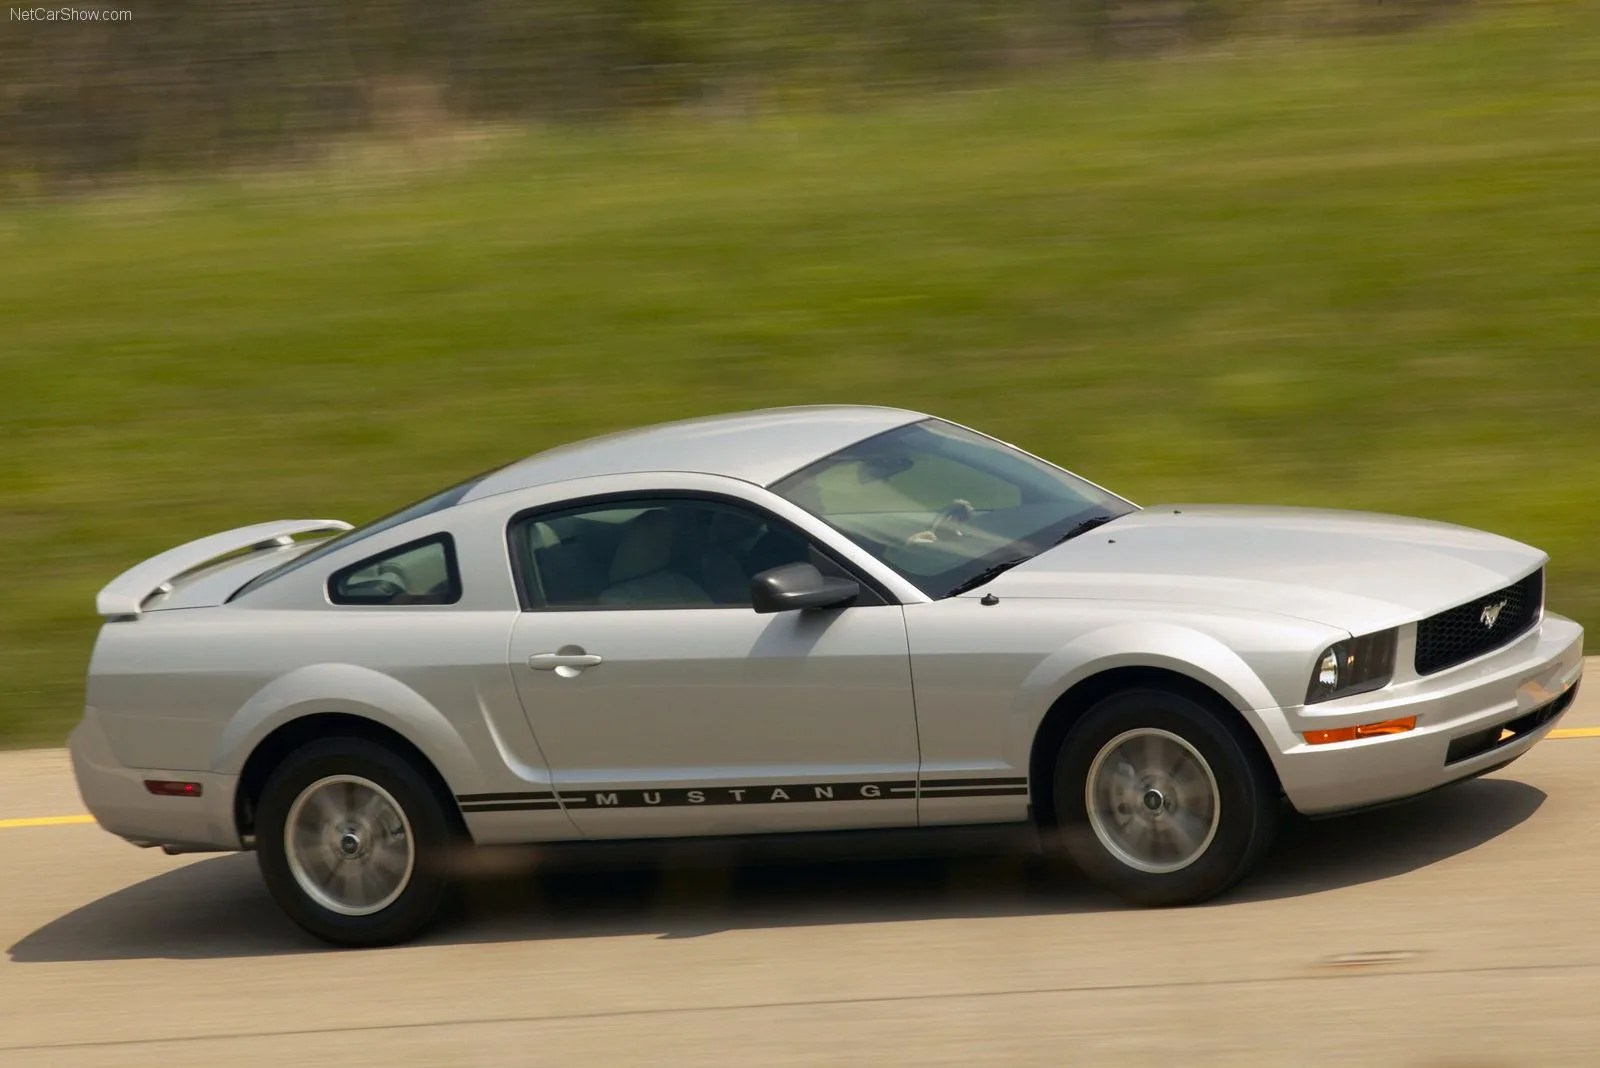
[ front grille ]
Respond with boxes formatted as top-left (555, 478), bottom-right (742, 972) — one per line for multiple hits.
top-left (1415, 569), bottom-right (1543, 676)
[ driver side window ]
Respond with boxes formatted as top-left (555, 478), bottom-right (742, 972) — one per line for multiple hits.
top-left (329, 534), bottom-right (461, 606)
top-left (512, 498), bottom-right (874, 610)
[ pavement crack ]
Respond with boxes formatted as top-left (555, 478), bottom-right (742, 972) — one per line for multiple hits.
top-left (5, 958), bottom-right (1599, 1054)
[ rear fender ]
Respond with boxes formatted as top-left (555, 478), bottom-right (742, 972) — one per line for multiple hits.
top-left (212, 663), bottom-right (480, 791)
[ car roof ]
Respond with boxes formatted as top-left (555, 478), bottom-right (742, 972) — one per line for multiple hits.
top-left (462, 405), bottom-right (926, 502)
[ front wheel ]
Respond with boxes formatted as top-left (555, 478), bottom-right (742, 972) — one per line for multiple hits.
top-left (256, 737), bottom-right (456, 946)
top-left (1052, 688), bottom-right (1278, 906)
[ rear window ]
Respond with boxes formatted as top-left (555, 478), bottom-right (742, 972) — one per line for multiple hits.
top-left (230, 472), bottom-right (489, 601)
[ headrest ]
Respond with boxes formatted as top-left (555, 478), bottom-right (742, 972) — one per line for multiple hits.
top-left (609, 510), bottom-right (675, 584)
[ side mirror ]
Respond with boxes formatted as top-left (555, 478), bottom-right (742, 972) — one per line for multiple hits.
top-left (750, 562), bottom-right (860, 614)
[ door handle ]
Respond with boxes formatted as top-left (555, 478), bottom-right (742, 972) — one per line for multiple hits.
top-left (529, 652), bottom-right (603, 671)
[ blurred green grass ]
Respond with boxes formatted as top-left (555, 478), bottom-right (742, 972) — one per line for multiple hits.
top-left (3, 2), bottom-right (1599, 747)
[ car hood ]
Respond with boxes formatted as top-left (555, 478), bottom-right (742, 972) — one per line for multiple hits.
top-left (985, 505), bottom-right (1546, 633)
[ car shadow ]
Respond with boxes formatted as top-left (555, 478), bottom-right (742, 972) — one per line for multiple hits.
top-left (8, 777), bottom-right (1544, 963)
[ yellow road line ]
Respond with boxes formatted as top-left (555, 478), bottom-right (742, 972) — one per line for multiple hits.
top-left (4, 729), bottom-right (1600, 830)
top-left (0, 814), bottom-right (95, 830)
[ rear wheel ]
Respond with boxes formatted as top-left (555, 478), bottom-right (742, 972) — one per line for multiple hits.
top-left (1052, 688), bottom-right (1278, 906)
top-left (256, 737), bottom-right (455, 946)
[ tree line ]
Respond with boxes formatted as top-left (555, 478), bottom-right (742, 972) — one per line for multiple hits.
top-left (0, 0), bottom-right (1464, 186)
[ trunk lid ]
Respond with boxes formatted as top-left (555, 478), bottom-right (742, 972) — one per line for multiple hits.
top-left (96, 519), bottom-right (349, 617)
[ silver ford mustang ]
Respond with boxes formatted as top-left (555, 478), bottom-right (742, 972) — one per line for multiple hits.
top-left (70, 407), bottom-right (1584, 944)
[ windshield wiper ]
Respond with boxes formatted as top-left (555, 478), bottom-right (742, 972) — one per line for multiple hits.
top-left (943, 515), bottom-right (1127, 599)
top-left (944, 556), bottom-right (1033, 599)
top-left (1054, 514), bottom-right (1122, 545)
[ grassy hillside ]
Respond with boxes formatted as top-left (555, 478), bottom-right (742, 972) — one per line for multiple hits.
top-left (3, 2), bottom-right (1598, 746)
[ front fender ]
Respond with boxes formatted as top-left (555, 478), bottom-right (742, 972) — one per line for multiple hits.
top-left (1010, 622), bottom-right (1301, 759)
top-left (212, 662), bottom-right (480, 791)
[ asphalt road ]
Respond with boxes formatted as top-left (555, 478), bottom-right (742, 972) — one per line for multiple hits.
top-left (5, 667), bottom-right (1600, 1067)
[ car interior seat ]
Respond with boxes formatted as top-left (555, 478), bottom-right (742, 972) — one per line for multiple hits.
top-left (598, 509), bottom-right (712, 606)
top-left (696, 509), bottom-right (766, 604)
top-left (531, 519), bottom-right (609, 606)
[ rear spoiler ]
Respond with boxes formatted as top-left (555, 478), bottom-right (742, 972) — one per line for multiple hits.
top-left (96, 519), bottom-right (352, 619)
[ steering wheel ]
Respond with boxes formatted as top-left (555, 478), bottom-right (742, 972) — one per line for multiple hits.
top-left (905, 499), bottom-right (974, 547)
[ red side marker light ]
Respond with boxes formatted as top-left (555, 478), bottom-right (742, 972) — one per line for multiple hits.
top-left (144, 780), bottom-right (203, 797)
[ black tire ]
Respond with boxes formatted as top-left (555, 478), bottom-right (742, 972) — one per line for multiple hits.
top-left (255, 737), bottom-right (456, 946)
top-left (1051, 687), bottom-right (1278, 907)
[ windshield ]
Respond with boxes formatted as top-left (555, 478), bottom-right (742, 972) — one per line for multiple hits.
top-left (229, 470), bottom-right (492, 600)
top-left (770, 419), bottom-right (1135, 598)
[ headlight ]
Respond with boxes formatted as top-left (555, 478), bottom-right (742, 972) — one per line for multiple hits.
top-left (1305, 629), bottom-right (1398, 704)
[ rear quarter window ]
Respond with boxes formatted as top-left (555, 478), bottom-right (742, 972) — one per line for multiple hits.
top-left (328, 534), bottom-right (461, 606)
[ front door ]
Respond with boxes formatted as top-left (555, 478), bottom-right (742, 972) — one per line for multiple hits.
top-left (505, 495), bottom-right (919, 838)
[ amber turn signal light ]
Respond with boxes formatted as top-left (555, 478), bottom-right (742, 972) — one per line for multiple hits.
top-left (1303, 716), bottom-right (1417, 745)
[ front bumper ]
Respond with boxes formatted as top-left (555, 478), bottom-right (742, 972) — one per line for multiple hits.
top-left (68, 706), bottom-right (242, 851)
top-left (1272, 612), bottom-right (1584, 816)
